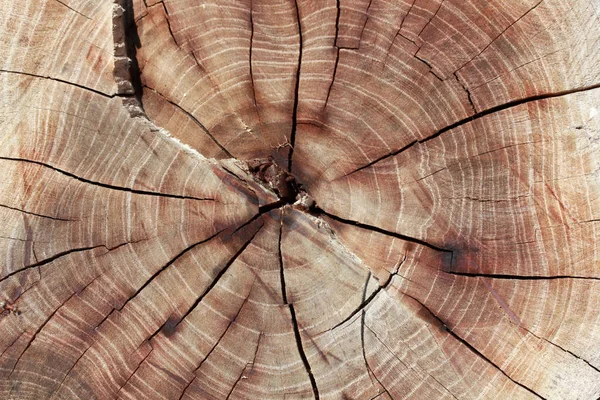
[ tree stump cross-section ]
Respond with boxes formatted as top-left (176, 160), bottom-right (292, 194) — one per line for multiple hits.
top-left (0, 0), bottom-right (599, 399)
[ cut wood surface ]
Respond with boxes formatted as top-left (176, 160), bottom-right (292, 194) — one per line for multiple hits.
top-left (1, 0), bottom-right (599, 399)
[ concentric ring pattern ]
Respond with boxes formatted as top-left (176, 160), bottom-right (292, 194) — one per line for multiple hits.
top-left (1, 0), bottom-right (599, 399)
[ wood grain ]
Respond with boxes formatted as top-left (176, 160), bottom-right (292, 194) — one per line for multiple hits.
top-left (0, 0), bottom-right (599, 399)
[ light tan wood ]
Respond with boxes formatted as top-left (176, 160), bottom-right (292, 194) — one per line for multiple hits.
top-left (1, 0), bottom-right (599, 399)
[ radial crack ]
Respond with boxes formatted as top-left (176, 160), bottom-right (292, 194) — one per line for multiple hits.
top-left (0, 69), bottom-right (117, 98)
top-left (317, 208), bottom-right (451, 253)
top-left (343, 82), bottom-right (600, 175)
top-left (226, 332), bottom-right (262, 400)
top-left (287, 0), bottom-right (304, 172)
top-left (178, 283), bottom-right (256, 400)
top-left (401, 292), bottom-right (547, 400)
top-left (0, 242), bottom-right (126, 284)
top-left (330, 254), bottom-right (406, 332)
top-left (446, 271), bottom-right (600, 281)
top-left (365, 323), bottom-right (459, 399)
top-left (0, 203), bottom-right (73, 222)
top-left (279, 215), bottom-right (320, 399)
top-left (249, 1), bottom-right (257, 107)
top-left (324, 0), bottom-right (341, 109)
top-left (523, 327), bottom-right (600, 374)
top-left (114, 343), bottom-right (154, 397)
top-left (54, 0), bottom-right (92, 19)
top-left (168, 221), bottom-right (262, 334)
top-left (117, 228), bottom-right (228, 312)
top-left (0, 156), bottom-right (216, 202)
top-left (455, 0), bottom-right (545, 73)
top-left (144, 86), bottom-right (234, 157)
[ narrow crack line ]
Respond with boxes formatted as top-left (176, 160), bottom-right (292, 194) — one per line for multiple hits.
top-left (417, 0), bottom-right (444, 37)
top-left (0, 156), bottom-right (216, 202)
top-left (414, 54), bottom-right (443, 81)
top-left (344, 139), bottom-right (417, 176)
top-left (401, 292), bottom-right (547, 400)
top-left (278, 216), bottom-right (288, 304)
top-left (45, 268), bottom-right (148, 399)
top-left (114, 343), bottom-right (154, 397)
top-left (170, 224), bottom-right (263, 332)
top-left (361, 316), bottom-right (391, 398)
top-left (454, 72), bottom-right (475, 113)
top-left (356, 0), bottom-right (374, 49)
top-left (226, 332), bottom-right (262, 400)
top-left (343, 82), bottom-right (600, 175)
top-left (8, 289), bottom-right (79, 383)
top-left (279, 216), bottom-right (320, 399)
top-left (144, 86), bottom-right (233, 158)
top-left (0, 69), bottom-right (117, 98)
top-left (366, 323), bottom-right (459, 400)
top-left (249, 0), bottom-right (257, 107)
top-left (317, 208), bottom-right (451, 253)
top-left (54, 0), bottom-right (92, 19)
top-left (0, 333), bottom-right (24, 359)
top-left (330, 255), bottom-right (407, 332)
top-left (178, 282), bottom-right (257, 400)
top-left (399, 0), bottom-right (417, 32)
top-left (117, 228), bottom-right (228, 313)
top-left (455, 0), bottom-right (545, 74)
top-left (287, 0), bottom-right (304, 172)
top-left (0, 203), bottom-right (73, 222)
top-left (333, 0), bottom-right (341, 46)
top-left (359, 272), bottom-right (388, 394)
top-left (324, 0), bottom-right (341, 109)
top-left (0, 243), bottom-right (114, 285)
top-left (160, 1), bottom-right (179, 47)
top-left (523, 327), bottom-right (600, 374)
top-left (44, 352), bottom-right (83, 397)
top-left (446, 271), bottom-right (600, 281)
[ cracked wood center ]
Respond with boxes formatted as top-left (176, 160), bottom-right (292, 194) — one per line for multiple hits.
top-left (1, 0), bottom-right (600, 399)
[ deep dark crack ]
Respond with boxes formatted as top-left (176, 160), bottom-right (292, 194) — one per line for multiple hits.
top-left (287, 0), bottom-right (304, 172)
top-left (279, 214), bottom-right (320, 399)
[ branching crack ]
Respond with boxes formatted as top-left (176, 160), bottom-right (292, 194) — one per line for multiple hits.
top-left (279, 215), bottom-right (320, 399)
top-left (0, 156), bottom-right (215, 202)
top-left (329, 254), bottom-right (406, 332)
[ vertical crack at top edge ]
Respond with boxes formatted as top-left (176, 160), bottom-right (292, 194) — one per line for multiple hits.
top-left (287, 0), bottom-right (303, 173)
